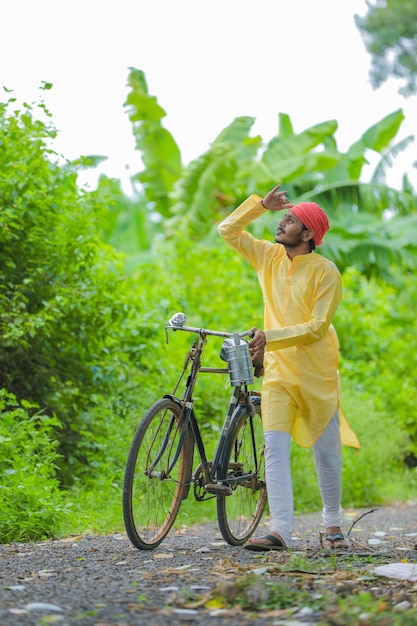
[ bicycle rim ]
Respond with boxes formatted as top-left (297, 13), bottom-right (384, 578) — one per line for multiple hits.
top-left (216, 403), bottom-right (266, 545)
top-left (123, 397), bottom-right (190, 549)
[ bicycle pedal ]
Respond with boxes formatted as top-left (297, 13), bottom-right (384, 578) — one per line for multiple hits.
top-left (204, 483), bottom-right (232, 496)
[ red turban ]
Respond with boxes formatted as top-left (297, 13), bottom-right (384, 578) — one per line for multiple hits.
top-left (290, 202), bottom-right (330, 246)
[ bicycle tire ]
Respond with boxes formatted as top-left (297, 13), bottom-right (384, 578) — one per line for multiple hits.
top-left (216, 399), bottom-right (266, 545)
top-left (123, 397), bottom-right (192, 550)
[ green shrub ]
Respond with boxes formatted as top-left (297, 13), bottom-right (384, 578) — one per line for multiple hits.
top-left (0, 390), bottom-right (69, 542)
top-left (2, 84), bottom-right (417, 542)
top-left (0, 93), bottom-right (165, 485)
top-left (336, 268), bottom-right (417, 464)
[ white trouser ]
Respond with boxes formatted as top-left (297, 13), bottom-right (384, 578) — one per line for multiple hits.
top-left (265, 411), bottom-right (342, 547)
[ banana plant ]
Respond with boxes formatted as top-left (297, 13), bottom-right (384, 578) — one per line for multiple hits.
top-left (169, 110), bottom-right (416, 278)
top-left (122, 67), bottom-right (417, 278)
top-left (124, 68), bottom-right (183, 217)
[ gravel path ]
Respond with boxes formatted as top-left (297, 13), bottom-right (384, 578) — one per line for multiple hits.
top-left (1, 502), bottom-right (417, 625)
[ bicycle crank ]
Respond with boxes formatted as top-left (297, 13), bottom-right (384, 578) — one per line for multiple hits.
top-left (204, 483), bottom-right (233, 495)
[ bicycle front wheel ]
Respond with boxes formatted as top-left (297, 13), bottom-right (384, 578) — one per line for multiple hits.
top-left (217, 400), bottom-right (266, 545)
top-left (123, 397), bottom-right (192, 550)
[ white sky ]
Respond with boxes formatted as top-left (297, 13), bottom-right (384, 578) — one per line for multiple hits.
top-left (2, 0), bottom-right (416, 193)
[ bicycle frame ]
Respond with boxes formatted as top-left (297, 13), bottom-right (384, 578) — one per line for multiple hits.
top-left (164, 316), bottom-right (259, 497)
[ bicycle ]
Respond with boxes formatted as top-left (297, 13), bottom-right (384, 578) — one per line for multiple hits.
top-left (123, 312), bottom-right (267, 550)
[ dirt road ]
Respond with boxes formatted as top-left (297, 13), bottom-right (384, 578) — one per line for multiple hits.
top-left (1, 502), bottom-right (417, 625)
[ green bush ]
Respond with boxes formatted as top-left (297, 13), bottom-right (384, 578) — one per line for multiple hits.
top-left (0, 390), bottom-right (69, 542)
top-left (0, 93), bottom-right (165, 485)
top-left (336, 268), bottom-right (417, 464)
top-left (1, 87), bottom-right (416, 541)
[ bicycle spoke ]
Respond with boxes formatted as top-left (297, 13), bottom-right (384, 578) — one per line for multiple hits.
top-left (123, 398), bottom-right (191, 549)
top-left (217, 403), bottom-right (266, 545)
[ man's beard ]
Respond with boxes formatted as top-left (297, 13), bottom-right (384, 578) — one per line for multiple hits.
top-left (275, 231), bottom-right (305, 247)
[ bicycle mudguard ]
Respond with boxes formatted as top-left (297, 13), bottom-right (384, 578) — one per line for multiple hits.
top-left (163, 394), bottom-right (195, 500)
top-left (162, 393), bottom-right (183, 408)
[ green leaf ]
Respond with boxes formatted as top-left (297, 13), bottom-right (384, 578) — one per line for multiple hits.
top-left (361, 109), bottom-right (405, 152)
top-left (125, 68), bottom-right (183, 216)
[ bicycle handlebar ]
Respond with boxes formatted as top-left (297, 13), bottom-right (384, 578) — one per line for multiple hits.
top-left (166, 312), bottom-right (254, 340)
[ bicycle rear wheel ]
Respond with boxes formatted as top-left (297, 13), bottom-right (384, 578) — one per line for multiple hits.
top-left (123, 397), bottom-right (192, 550)
top-left (217, 400), bottom-right (266, 545)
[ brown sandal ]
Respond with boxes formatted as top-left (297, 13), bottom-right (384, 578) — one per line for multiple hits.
top-left (244, 534), bottom-right (287, 552)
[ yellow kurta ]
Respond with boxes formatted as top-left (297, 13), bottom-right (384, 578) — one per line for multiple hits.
top-left (218, 194), bottom-right (359, 449)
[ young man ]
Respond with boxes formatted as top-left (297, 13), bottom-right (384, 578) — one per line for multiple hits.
top-left (218, 184), bottom-right (359, 551)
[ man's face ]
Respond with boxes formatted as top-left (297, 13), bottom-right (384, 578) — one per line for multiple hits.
top-left (275, 211), bottom-right (309, 247)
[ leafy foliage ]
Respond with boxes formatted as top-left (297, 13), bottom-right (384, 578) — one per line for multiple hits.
top-left (355, 0), bottom-right (417, 96)
top-left (337, 268), bottom-right (417, 463)
top-left (0, 390), bottom-right (69, 542)
top-left (0, 91), bottom-right (165, 485)
top-left (125, 68), bottom-right (183, 215)
top-left (1, 74), bottom-right (417, 542)
top-left (121, 71), bottom-right (416, 280)
top-left (92, 176), bottom-right (155, 254)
